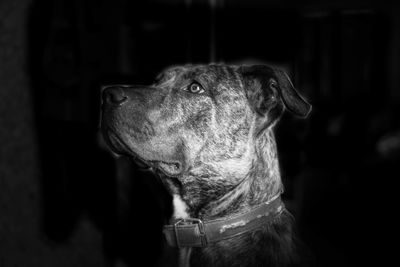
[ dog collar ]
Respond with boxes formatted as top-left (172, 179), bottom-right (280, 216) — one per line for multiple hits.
top-left (163, 193), bottom-right (285, 247)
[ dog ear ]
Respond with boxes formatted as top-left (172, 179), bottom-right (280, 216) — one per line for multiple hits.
top-left (272, 68), bottom-right (312, 118)
top-left (239, 65), bottom-right (311, 123)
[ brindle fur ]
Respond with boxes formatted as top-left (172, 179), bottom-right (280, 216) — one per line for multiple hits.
top-left (101, 64), bottom-right (311, 267)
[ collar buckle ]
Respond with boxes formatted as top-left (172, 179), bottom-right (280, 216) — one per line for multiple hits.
top-left (174, 218), bottom-right (208, 247)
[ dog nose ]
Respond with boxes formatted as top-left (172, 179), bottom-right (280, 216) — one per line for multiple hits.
top-left (102, 86), bottom-right (128, 105)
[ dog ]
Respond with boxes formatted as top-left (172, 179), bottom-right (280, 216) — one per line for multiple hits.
top-left (101, 64), bottom-right (311, 267)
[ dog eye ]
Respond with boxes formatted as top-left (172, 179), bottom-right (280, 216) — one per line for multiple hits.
top-left (187, 82), bottom-right (205, 94)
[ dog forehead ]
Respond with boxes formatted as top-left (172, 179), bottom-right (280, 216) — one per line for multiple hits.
top-left (159, 64), bottom-right (243, 92)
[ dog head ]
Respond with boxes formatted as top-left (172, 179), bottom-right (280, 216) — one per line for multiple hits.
top-left (101, 64), bottom-right (311, 215)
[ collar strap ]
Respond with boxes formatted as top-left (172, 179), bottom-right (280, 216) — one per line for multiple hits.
top-left (163, 194), bottom-right (285, 247)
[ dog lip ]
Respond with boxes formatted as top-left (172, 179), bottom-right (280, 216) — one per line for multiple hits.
top-left (131, 155), bottom-right (151, 169)
top-left (103, 128), bottom-right (148, 167)
top-left (103, 129), bottom-right (130, 155)
top-left (153, 160), bottom-right (185, 177)
top-left (103, 129), bottom-right (186, 176)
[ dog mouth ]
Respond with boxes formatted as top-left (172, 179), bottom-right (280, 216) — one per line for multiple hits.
top-left (103, 129), bottom-right (185, 177)
top-left (153, 161), bottom-right (183, 177)
top-left (131, 155), bottom-right (183, 177)
top-left (132, 157), bottom-right (183, 178)
top-left (103, 128), bottom-right (132, 156)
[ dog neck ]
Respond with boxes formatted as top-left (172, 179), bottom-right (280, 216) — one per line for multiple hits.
top-left (164, 128), bottom-right (291, 267)
top-left (195, 128), bottom-right (282, 220)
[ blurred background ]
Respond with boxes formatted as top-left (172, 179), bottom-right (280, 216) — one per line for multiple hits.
top-left (1, 0), bottom-right (399, 266)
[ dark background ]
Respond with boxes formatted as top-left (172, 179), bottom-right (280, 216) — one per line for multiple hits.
top-left (0, 0), bottom-right (399, 266)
